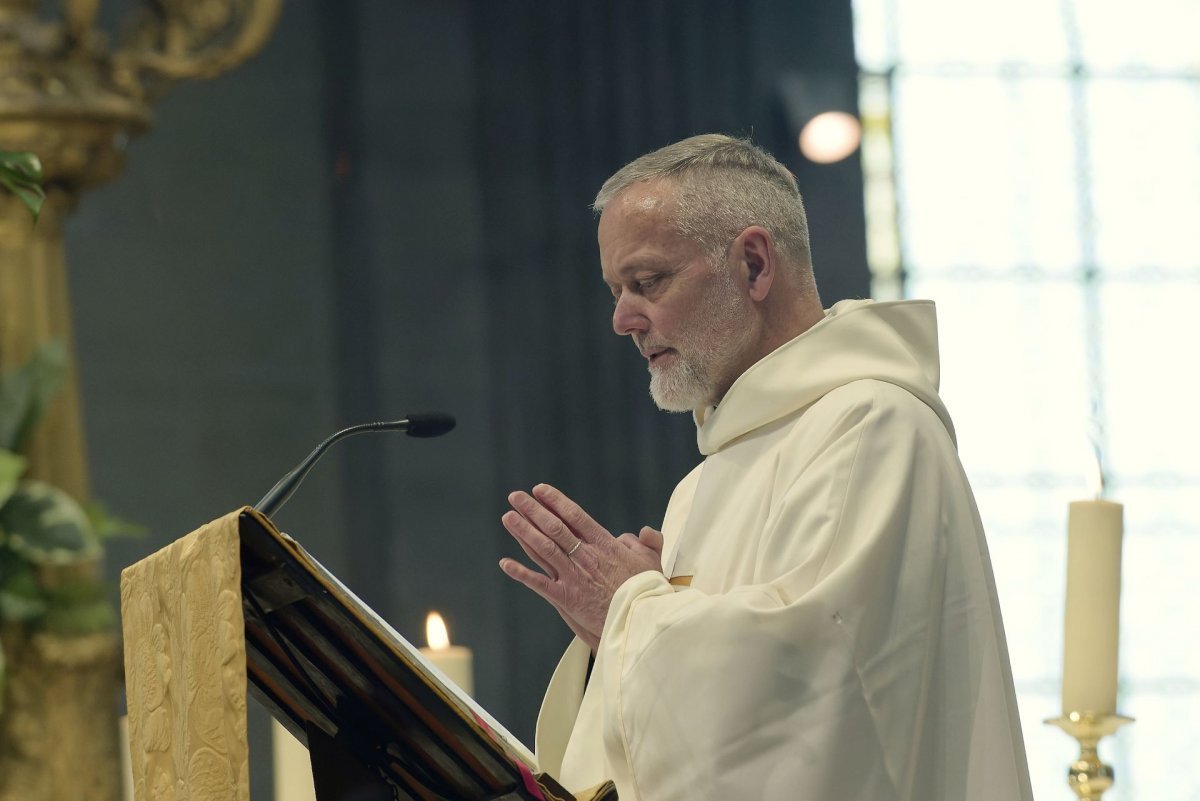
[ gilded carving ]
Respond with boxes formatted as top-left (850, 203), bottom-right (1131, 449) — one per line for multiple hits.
top-left (120, 510), bottom-right (249, 801)
top-left (0, 4), bottom-right (280, 798)
top-left (0, 627), bottom-right (122, 801)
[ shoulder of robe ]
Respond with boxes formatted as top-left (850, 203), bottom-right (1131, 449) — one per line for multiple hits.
top-left (798, 378), bottom-right (950, 443)
top-left (764, 379), bottom-right (954, 487)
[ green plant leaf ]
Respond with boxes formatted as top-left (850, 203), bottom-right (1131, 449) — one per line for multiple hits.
top-left (0, 449), bottom-right (26, 508)
top-left (0, 548), bottom-right (48, 622)
top-left (0, 150), bottom-right (44, 182)
top-left (0, 341), bottom-right (67, 452)
top-left (0, 172), bottom-right (45, 222)
top-left (0, 480), bottom-right (99, 566)
top-left (0, 563), bottom-right (47, 622)
top-left (0, 545), bottom-right (24, 580)
top-left (41, 577), bottom-right (115, 636)
top-left (83, 500), bottom-right (147, 542)
top-left (42, 598), bottom-right (115, 636)
top-left (0, 149), bottom-right (44, 222)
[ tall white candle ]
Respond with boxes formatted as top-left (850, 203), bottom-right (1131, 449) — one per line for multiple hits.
top-left (1062, 497), bottom-right (1124, 715)
top-left (419, 611), bottom-right (474, 697)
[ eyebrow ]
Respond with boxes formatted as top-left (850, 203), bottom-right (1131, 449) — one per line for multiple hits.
top-left (607, 257), bottom-right (671, 283)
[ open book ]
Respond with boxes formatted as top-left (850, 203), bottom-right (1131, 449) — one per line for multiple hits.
top-left (238, 508), bottom-right (616, 801)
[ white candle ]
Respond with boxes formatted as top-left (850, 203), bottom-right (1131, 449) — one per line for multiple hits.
top-left (1062, 497), bottom-right (1124, 715)
top-left (119, 715), bottom-right (134, 801)
top-left (273, 718), bottom-right (317, 801)
top-left (419, 611), bottom-right (474, 697)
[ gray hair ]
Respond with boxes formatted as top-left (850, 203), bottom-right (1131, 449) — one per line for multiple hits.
top-left (593, 134), bottom-right (812, 271)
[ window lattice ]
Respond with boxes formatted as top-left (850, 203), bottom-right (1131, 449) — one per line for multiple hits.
top-left (854, 2), bottom-right (1200, 798)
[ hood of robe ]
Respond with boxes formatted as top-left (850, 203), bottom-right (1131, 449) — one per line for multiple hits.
top-left (694, 298), bottom-right (954, 455)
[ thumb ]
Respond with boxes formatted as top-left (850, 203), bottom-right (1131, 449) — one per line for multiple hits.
top-left (638, 526), bottom-right (664, 554)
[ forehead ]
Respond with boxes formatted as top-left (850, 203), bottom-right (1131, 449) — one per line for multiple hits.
top-left (597, 182), bottom-right (700, 278)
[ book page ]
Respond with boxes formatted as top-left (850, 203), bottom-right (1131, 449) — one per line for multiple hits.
top-left (278, 530), bottom-right (539, 769)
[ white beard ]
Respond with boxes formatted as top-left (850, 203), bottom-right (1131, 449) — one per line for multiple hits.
top-left (649, 354), bottom-right (711, 413)
top-left (647, 268), bottom-right (755, 413)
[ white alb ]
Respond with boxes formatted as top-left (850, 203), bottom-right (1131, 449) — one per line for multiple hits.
top-left (535, 299), bottom-right (1034, 801)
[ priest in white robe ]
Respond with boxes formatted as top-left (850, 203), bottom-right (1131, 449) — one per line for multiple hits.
top-left (499, 134), bottom-right (1033, 801)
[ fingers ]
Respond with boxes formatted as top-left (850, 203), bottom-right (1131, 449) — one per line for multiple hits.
top-left (498, 558), bottom-right (598, 648)
top-left (618, 528), bottom-right (663, 556)
top-left (531, 484), bottom-right (608, 543)
top-left (508, 490), bottom-right (583, 557)
top-left (508, 485), bottom-right (613, 574)
top-left (500, 487), bottom-right (665, 651)
top-left (501, 509), bottom-right (565, 578)
top-left (638, 526), bottom-right (665, 554)
top-left (499, 557), bottom-right (560, 604)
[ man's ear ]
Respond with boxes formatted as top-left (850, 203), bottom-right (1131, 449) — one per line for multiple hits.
top-left (733, 226), bottom-right (776, 302)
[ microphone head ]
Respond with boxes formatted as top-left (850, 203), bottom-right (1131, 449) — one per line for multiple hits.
top-left (404, 413), bottom-right (456, 438)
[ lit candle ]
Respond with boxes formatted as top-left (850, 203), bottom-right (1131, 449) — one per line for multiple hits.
top-left (1062, 486), bottom-right (1124, 715)
top-left (419, 611), bottom-right (474, 697)
top-left (272, 718), bottom-right (317, 801)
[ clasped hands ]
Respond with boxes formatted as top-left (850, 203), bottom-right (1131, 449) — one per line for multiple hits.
top-left (499, 483), bottom-right (664, 652)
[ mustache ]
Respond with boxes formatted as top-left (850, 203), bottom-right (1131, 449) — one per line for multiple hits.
top-left (633, 335), bottom-right (672, 350)
top-left (634, 336), bottom-right (671, 355)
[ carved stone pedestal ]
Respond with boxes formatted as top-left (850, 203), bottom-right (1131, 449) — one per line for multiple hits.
top-left (0, 625), bottom-right (121, 801)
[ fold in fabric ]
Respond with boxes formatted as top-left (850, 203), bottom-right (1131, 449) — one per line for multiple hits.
top-left (535, 300), bottom-right (1033, 801)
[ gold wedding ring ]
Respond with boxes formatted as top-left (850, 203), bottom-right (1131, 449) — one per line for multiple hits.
top-left (566, 541), bottom-right (582, 557)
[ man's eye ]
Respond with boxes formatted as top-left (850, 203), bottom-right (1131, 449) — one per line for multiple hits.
top-left (638, 277), bottom-right (659, 292)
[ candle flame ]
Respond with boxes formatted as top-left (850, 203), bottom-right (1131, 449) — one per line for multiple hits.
top-left (1087, 448), bottom-right (1105, 499)
top-left (425, 611), bottom-right (451, 651)
top-left (1082, 420), bottom-right (1109, 499)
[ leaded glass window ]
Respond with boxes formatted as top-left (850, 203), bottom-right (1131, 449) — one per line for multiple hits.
top-left (854, 2), bottom-right (1200, 798)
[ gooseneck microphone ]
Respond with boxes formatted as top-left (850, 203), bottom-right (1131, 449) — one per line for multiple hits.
top-left (254, 413), bottom-right (456, 518)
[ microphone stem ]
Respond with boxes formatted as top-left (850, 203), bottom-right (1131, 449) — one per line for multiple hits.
top-left (254, 421), bottom-right (405, 517)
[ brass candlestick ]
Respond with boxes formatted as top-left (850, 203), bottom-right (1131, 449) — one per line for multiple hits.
top-left (1044, 711), bottom-right (1134, 800)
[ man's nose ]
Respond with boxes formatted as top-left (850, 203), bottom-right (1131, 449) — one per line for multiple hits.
top-left (612, 294), bottom-right (649, 337)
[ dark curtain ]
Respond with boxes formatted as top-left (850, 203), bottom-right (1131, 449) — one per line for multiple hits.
top-left (469, 0), bottom-right (868, 737)
top-left (81, 4), bottom-right (868, 792)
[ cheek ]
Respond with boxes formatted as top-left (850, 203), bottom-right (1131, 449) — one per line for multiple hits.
top-left (659, 294), bottom-right (703, 334)
top-left (651, 306), bottom-right (681, 338)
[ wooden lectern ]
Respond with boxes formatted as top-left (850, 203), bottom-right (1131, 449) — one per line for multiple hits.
top-left (119, 507), bottom-right (614, 801)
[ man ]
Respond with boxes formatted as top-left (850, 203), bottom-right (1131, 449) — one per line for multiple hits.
top-left (499, 134), bottom-right (1033, 800)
